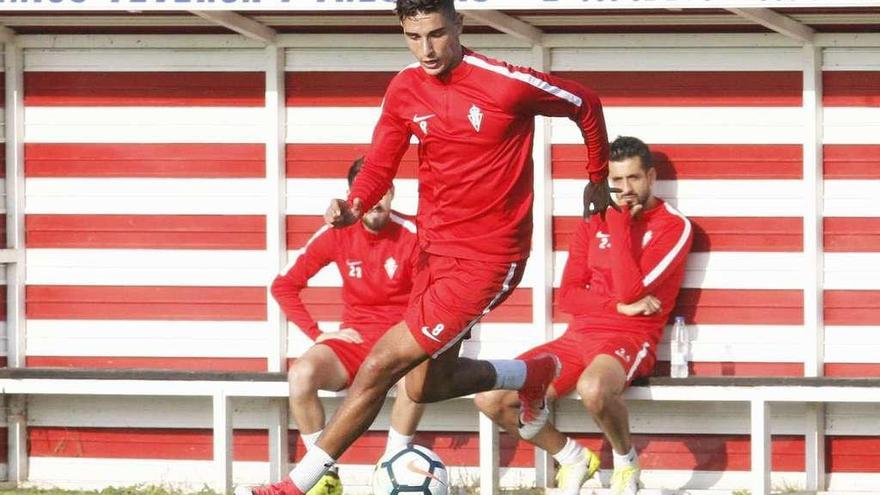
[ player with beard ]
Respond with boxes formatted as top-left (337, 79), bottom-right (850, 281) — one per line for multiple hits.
top-left (270, 157), bottom-right (424, 495)
top-left (476, 136), bottom-right (693, 495)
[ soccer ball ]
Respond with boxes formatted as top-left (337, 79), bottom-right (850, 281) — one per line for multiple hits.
top-left (372, 444), bottom-right (448, 495)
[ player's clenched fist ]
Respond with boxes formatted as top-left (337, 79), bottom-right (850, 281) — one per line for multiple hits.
top-left (325, 198), bottom-right (363, 228)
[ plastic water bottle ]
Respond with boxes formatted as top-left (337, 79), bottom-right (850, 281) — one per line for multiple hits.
top-left (670, 316), bottom-right (689, 378)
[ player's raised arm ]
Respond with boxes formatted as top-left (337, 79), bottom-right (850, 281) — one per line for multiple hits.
top-left (513, 67), bottom-right (617, 217)
top-left (345, 84), bottom-right (412, 218)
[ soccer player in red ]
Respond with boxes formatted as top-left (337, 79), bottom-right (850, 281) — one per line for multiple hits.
top-left (271, 158), bottom-right (425, 494)
top-left (475, 137), bottom-right (693, 495)
top-left (239, 1), bottom-right (612, 493)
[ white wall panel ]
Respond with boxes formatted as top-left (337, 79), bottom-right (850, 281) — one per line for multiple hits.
top-left (553, 107), bottom-right (804, 145)
top-left (25, 107), bottom-right (266, 143)
top-left (551, 47), bottom-right (804, 71)
top-left (25, 48), bottom-right (267, 71)
top-left (26, 249), bottom-right (269, 286)
top-left (823, 47), bottom-right (880, 71)
top-left (825, 253), bottom-right (880, 290)
top-left (26, 320), bottom-right (269, 357)
top-left (825, 180), bottom-right (880, 217)
top-left (824, 107), bottom-right (880, 144)
top-left (826, 326), bottom-right (880, 363)
top-left (26, 178), bottom-right (268, 215)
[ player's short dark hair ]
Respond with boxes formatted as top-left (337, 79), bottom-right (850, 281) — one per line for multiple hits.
top-left (610, 136), bottom-right (653, 171)
top-left (395, 0), bottom-right (456, 21)
top-left (347, 157), bottom-right (365, 186)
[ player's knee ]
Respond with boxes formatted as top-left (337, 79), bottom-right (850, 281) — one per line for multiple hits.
top-left (288, 360), bottom-right (319, 397)
top-left (359, 353), bottom-right (397, 387)
top-left (577, 377), bottom-right (610, 415)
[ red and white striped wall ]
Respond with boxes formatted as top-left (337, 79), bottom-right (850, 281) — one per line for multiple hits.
top-left (820, 47), bottom-right (880, 378)
top-left (22, 47), bottom-right (272, 371)
top-left (2, 34), bottom-right (879, 492)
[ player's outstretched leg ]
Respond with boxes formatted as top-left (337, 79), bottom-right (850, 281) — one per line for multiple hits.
top-left (239, 326), bottom-right (561, 494)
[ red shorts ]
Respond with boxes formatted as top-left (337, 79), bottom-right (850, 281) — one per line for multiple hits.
top-left (316, 326), bottom-right (386, 387)
top-left (405, 253), bottom-right (526, 359)
top-left (518, 329), bottom-right (656, 397)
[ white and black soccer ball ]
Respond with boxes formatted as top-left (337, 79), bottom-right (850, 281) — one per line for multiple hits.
top-left (372, 444), bottom-right (448, 495)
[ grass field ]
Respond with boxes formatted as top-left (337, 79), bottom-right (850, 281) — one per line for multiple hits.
top-left (0, 486), bottom-right (545, 495)
top-left (0, 487), bottom-right (219, 495)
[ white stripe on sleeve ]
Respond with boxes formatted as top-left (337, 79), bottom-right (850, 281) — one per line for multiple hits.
top-left (642, 203), bottom-right (692, 287)
top-left (463, 55), bottom-right (582, 107)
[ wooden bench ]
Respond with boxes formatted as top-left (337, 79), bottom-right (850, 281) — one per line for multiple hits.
top-left (0, 368), bottom-right (292, 494)
top-left (2, 369), bottom-right (879, 495)
top-left (482, 375), bottom-right (880, 495)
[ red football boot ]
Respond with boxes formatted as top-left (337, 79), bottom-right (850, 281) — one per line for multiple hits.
top-left (517, 353), bottom-right (561, 434)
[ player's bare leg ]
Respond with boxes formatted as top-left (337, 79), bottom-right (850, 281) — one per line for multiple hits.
top-left (475, 387), bottom-right (600, 494)
top-left (288, 345), bottom-right (349, 435)
top-left (316, 321), bottom-right (427, 457)
top-left (577, 355), bottom-right (640, 494)
top-left (474, 388), bottom-right (561, 447)
top-left (386, 376), bottom-right (427, 454)
top-left (286, 346), bottom-right (353, 495)
top-left (577, 355), bottom-right (630, 453)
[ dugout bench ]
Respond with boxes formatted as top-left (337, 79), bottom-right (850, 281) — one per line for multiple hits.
top-left (1, 368), bottom-right (879, 495)
top-left (498, 376), bottom-right (880, 495)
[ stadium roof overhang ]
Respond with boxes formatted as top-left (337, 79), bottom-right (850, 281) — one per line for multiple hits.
top-left (0, 2), bottom-right (877, 44)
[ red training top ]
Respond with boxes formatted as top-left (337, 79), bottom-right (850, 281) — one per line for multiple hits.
top-left (558, 199), bottom-right (693, 346)
top-left (349, 48), bottom-right (609, 262)
top-left (271, 212), bottom-right (419, 341)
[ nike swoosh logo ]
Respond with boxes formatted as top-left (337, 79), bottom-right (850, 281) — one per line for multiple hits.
top-left (413, 114), bottom-right (435, 123)
top-left (421, 326), bottom-right (441, 343)
top-left (405, 460), bottom-right (446, 485)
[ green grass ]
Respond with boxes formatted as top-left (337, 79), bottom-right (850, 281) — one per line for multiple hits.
top-left (0, 487), bottom-right (542, 495)
top-left (0, 487), bottom-right (219, 495)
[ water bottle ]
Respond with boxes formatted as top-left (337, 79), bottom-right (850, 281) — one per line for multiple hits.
top-left (670, 316), bottom-right (689, 378)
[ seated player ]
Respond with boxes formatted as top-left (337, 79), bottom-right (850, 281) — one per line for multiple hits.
top-left (271, 157), bottom-right (425, 494)
top-left (475, 136), bottom-right (693, 495)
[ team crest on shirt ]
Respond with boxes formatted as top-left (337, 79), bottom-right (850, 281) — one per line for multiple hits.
top-left (384, 257), bottom-right (398, 279)
top-left (468, 104), bottom-right (483, 132)
top-left (615, 347), bottom-right (631, 363)
top-left (642, 230), bottom-right (653, 247)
